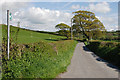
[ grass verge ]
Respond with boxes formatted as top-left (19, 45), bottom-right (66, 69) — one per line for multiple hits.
top-left (2, 40), bottom-right (77, 79)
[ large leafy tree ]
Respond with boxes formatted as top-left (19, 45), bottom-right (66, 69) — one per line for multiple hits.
top-left (72, 25), bottom-right (82, 39)
top-left (72, 10), bottom-right (106, 40)
top-left (55, 23), bottom-right (71, 39)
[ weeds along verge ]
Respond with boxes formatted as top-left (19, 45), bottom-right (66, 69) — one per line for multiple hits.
top-left (85, 40), bottom-right (120, 68)
top-left (2, 40), bottom-right (77, 79)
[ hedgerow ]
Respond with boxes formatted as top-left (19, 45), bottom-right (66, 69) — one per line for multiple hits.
top-left (86, 40), bottom-right (120, 68)
top-left (2, 40), bottom-right (77, 79)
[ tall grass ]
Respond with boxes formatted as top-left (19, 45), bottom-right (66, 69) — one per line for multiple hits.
top-left (2, 40), bottom-right (77, 79)
top-left (1, 24), bottom-right (77, 79)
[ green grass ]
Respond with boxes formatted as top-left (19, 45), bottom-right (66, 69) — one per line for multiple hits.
top-left (1, 24), bottom-right (78, 79)
top-left (2, 40), bottom-right (77, 79)
top-left (2, 25), bottom-right (66, 44)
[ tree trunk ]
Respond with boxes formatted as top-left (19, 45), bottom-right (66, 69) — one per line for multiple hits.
top-left (66, 36), bottom-right (69, 39)
top-left (80, 27), bottom-right (90, 41)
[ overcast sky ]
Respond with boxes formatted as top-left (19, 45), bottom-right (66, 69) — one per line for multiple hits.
top-left (0, 0), bottom-right (119, 31)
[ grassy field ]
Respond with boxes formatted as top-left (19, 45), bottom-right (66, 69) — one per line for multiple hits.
top-left (1, 24), bottom-right (78, 79)
top-left (2, 24), bottom-right (66, 44)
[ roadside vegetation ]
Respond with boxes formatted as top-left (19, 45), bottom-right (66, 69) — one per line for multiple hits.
top-left (83, 30), bottom-right (120, 69)
top-left (1, 24), bottom-right (77, 79)
top-left (2, 40), bottom-right (77, 79)
top-left (83, 30), bottom-right (120, 68)
top-left (1, 9), bottom-right (120, 79)
top-left (85, 40), bottom-right (120, 68)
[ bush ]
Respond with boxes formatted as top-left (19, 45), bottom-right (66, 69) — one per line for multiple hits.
top-left (86, 40), bottom-right (120, 68)
top-left (2, 40), bottom-right (77, 79)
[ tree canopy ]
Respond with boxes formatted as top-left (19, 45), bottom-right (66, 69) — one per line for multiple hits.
top-left (55, 23), bottom-right (71, 39)
top-left (55, 23), bottom-right (70, 30)
top-left (72, 10), bottom-right (106, 40)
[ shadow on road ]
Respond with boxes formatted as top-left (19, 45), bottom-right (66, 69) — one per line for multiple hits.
top-left (95, 57), bottom-right (119, 69)
top-left (97, 56), bottom-right (118, 72)
top-left (83, 45), bottom-right (120, 72)
top-left (83, 46), bottom-right (91, 52)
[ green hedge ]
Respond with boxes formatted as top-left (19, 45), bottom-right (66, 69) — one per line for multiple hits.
top-left (86, 41), bottom-right (120, 68)
top-left (2, 40), bottom-right (77, 79)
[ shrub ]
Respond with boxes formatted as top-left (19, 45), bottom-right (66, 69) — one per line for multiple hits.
top-left (86, 40), bottom-right (120, 68)
top-left (2, 40), bottom-right (77, 79)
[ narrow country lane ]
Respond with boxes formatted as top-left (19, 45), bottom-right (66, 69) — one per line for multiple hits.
top-left (59, 42), bottom-right (119, 78)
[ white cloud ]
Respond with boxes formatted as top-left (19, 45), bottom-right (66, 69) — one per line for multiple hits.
top-left (80, 6), bottom-right (88, 10)
top-left (69, 2), bottom-right (117, 31)
top-left (70, 2), bottom-right (111, 14)
top-left (71, 5), bottom-right (80, 10)
top-left (1, 2), bottom-right (30, 25)
top-left (89, 2), bottom-right (111, 13)
top-left (5, 7), bottom-right (72, 31)
top-left (1, 1), bottom-right (117, 32)
top-left (107, 25), bottom-right (118, 31)
top-left (96, 14), bottom-right (118, 31)
top-left (0, 0), bottom-right (31, 22)
top-left (19, 7), bottom-right (72, 24)
top-left (100, 15), bottom-right (118, 25)
top-left (2, 2), bottom-right (29, 12)
top-left (101, 17), bottom-right (114, 23)
top-left (1, 1), bottom-right (73, 32)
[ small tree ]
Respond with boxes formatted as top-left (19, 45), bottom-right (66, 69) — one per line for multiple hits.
top-left (55, 23), bottom-right (71, 39)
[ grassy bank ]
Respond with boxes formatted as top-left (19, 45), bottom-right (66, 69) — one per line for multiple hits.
top-left (2, 40), bottom-right (77, 79)
top-left (2, 25), bottom-right (65, 44)
top-left (85, 40), bottom-right (120, 68)
top-left (2, 24), bottom-right (78, 79)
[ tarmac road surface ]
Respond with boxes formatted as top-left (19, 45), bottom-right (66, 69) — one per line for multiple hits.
top-left (59, 42), bottom-right (119, 78)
